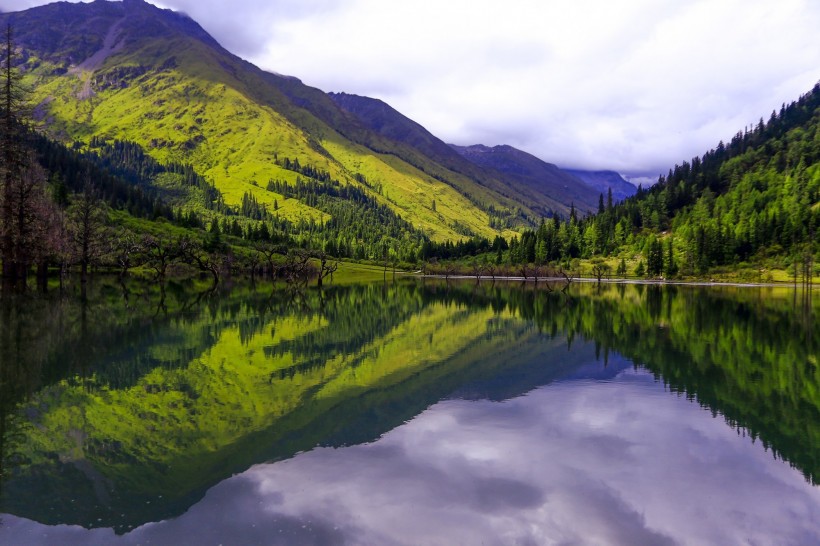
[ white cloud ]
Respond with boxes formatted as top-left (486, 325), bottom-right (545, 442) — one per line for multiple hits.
top-left (1, 0), bottom-right (819, 179)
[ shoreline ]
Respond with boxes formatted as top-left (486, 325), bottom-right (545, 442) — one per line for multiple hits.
top-left (409, 274), bottom-right (818, 290)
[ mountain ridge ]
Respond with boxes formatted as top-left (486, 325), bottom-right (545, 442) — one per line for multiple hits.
top-left (4, 0), bottom-right (636, 243)
top-left (450, 143), bottom-right (603, 215)
top-left (329, 92), bottom-right (602, 216)
top-left (561, 169), bottom-right (636, 202)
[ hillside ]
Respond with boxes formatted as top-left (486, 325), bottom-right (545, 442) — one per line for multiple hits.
top-left (0, 0), bottom-right (576, 248)
top-left (329, 92), bottom-right (598, 217)
top-left (608, 83), bottom-right (820, 274)
top-left (451, 144), bottom-right (603, 216)
top-left (497, 83), bottom-right (819, 279)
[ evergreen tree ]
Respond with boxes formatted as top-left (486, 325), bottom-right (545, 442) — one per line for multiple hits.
top-left (204, 218), bottom-right (222, 251)
top-left (664, 238), bottom-right (678, 277)
top-left (616, 257), bottom-right (627, 277)
top-left (646, 237), bottom-right (664, 277)
top-left (0, 25), bottom-right (31, 288)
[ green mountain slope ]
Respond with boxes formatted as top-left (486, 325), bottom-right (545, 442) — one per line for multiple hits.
top-left (329, 92), bottom-right (595, 217)
top-left (0, 0), bottom-right (564, 243)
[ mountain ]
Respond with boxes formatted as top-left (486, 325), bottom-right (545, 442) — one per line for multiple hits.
top-left (0, 0), bottom-right (601, 250)
top-left (329, 92), bottom-right (600, 216)
top-left (450, 144), bottom-right (602, 216)
top-left (561, 169), bottom-right (636, 203)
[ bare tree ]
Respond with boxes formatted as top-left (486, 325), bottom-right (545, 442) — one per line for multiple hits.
top-left (282, 250), bottom-right (315, 285)
top-left (66, 181), bottom-right (108, 284)
top-left (470, 259), bottom-right (485, 283)
top-left (2, 160), bottom-right (58, 289)
top-left (315, 251), bottom-right (338, 288)
top-left (485, 262), bottom-right (498, 283)
top-left (142, 234), bottom-right (183, 282)
top-left (253, 242), bottom-right (286, 278)
top-left (558, 265), bottom-right (577, 292)
top-left (442, 262), bottom-right (458, 281)
top-left (112, 230), bottom-right (144, 278)
top-left (180, 237), bottom-right (222, 286)
top-left (28, 166), bottom-right (66, 290)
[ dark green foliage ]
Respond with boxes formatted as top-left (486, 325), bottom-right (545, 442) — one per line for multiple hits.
top-left (418, 236), bottom-right (493, 261)
top-left (646, 237), bottom-right (664, 277)
top-left (86, 137), bottom-right (230, 215)
top-left (30, 133), bottom-right (174, 221)
top-left (664, 238), bottom-right (678, 277)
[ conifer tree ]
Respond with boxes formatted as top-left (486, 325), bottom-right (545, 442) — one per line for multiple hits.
top-left (0, 25), bottom-right (29, 289)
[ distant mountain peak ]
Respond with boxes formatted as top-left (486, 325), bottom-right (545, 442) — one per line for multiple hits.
top-left (561, 169), bottom-right (636, 202)
top-left (451, 143), bottom-right (603, 216)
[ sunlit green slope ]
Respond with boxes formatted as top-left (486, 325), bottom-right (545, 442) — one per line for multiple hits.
top-left (3, 0), bottom-right (534, 241)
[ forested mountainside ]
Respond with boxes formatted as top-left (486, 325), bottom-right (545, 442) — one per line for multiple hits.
top-left (0, 0), bottom-right (596, 248)
top-left (499, 83), bottom-right (819, 279)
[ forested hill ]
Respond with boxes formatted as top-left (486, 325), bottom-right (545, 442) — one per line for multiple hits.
top-left (609, 82), bottom-right (819, 273)
top-left (497, 83), bottom-right (818, 280)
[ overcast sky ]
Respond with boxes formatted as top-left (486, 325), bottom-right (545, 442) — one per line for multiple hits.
top-left (1, 0), bottom-right (819, 182)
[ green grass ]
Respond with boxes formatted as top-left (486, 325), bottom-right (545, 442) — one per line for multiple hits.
top-left (330, 261), bottom-right (399, 283)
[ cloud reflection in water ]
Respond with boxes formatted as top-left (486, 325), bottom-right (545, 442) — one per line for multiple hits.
top-left (2, 367), bottom-right (819, 546)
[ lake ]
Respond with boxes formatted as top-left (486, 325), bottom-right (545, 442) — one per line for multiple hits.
top-left (0, 278), bottom-right (818, 545)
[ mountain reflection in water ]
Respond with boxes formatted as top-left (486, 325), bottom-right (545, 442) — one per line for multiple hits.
top-left (0, 279), bottom-right (817, 545)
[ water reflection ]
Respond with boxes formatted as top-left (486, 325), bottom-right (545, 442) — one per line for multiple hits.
top-left (4, 365), bottom-right (818, 546)
top-left (0, 279), bottom-right (817, 544)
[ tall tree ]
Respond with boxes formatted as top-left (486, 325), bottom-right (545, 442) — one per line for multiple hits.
top-left (0, 25), bottom-right (30, 289)
top-left (646, 237), bottom-right (665, 277)
top-left (10, 156), bottom-right (56, 288)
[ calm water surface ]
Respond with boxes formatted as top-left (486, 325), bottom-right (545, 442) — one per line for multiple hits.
top-left (0, 279), bottom-right (818, 545)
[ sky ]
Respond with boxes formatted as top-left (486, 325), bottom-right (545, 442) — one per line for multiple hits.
top-left (1, 0), bottom-right (819, 183)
